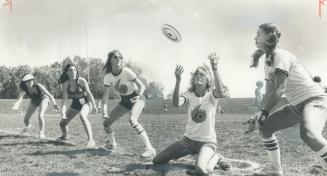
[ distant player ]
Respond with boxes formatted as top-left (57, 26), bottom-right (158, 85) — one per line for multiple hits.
top-left (57, 64), bottom-right (97, 148)
top-left (163, 104), bottom-right (168, 112)
top-left (247, 23), bottom-right (327, 176)
top-left (12, 74), bottom-right (60, 138)
top-left (101, 50), bottom-right (156, 158)
top-left (97, 99), bottom-right (102, 114)
top-left (255, 80), bottom-right (264, 111)
top-left (153, 53), bottom-right (231, 175)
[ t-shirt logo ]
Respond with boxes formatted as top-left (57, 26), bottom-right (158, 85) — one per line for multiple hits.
top-left (191, 105), bottom-right (207, 123)
top-left (119, 84), bottom-right (128, 94)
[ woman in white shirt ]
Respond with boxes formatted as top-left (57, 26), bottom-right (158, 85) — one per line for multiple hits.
top-left (248, 23), bottom-right (327, 176)
top-left (101, 50), bottom-right (156, 158)
top-left (153, 53), bottom-right (231, 175)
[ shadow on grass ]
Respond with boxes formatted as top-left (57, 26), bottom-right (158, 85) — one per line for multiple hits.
top-left (46, 172), bottom-right (80, 176)
top-left (0, 134), bottom-right (26, 139)
top-left (0, 140), bottom-right (75, 147)
top-left (0, 134), bottom-right (76, 146)
top-left (27, 148), bottom-right (136, 157)
top-left (125, 162), bottom-right (195, 176)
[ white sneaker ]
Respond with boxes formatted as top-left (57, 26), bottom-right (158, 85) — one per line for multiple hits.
top-left (86, 140), bottom-right (96, 148)
top-left (141, 148), bottom-right (156, 158)
top-left (254, 164), bottom-right (284, 176)
top-left (39, 132), bottom-right (45, 139)
top-left (99, 142), bottom-right (117, 151)
top-left (55, 135), bottom-right (68, 141)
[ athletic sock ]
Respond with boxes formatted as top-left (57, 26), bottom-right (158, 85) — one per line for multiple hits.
top-left (262, 135), bottom-right (281, 168)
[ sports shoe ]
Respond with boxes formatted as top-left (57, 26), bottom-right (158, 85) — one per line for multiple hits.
top-left (39, 132), bottom-right (46, 139)
top-left (56, 135), bottom-right (68, 141)
top-left (86, 140), bottom-right (96, 148)
top-left (141, 148), bottom-right (156, 158)
top-left (99, 142), bottom-right (117, 151)
top-left (217, 155), bottom-right (232, 171)
top-left (253, 164), bottom-right (284, 176)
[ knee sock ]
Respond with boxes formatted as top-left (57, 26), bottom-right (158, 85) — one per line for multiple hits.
top-left (132, 123), bottom-right (153, 149)
top-left (317, 145), bottom-right (327, 163)
top-left (262, 135), bottom-right (281, 168)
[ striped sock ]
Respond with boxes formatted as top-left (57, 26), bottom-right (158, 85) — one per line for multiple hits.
top-left (262, 135), bottom-right (281, 168)
top-left (132, 123), bottom-right (153, 149)
top-left (317, 145), bottom-right (327, 162)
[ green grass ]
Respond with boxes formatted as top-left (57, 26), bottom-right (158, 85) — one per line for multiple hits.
top-left (0, 111), bottom-right (326, 176)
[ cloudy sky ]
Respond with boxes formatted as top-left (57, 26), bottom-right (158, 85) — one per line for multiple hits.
top-left (1, 0), bottom-right (327, 97)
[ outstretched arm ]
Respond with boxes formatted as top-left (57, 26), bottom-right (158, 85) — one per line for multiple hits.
top-left (38, 84), bottom-right (60, 111)
top-left (81, 78), bottom-right (97, 112)
top-left (12, 90), bottom-right (25, 110)
top-left (173, 65), bottom-right (185, 107)
top-left (208, 52), bottom-right (225, 98)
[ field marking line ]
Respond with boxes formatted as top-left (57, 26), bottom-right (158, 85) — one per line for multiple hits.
top-left (226, 158), bottom-right (261, 171)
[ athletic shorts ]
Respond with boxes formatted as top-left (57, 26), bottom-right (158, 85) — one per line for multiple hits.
top-left (31, 96), bottom-right (49, 106)
top-left (293, 95), bottom-right (327, 116)
top-left (71, 97), bottom-right (89, 111)
top-left (119, 92), bottom-right (144, 110)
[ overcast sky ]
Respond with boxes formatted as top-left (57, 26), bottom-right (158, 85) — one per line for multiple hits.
top-left (1, 0), bottom-right (327, 97)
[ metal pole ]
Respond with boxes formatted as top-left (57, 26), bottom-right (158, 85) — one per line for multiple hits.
top-left (85, 25), bottom-right (89, 82)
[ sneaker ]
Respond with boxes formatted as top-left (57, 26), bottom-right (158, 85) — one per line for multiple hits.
top-left (253, 164), bottom-right (284, 176)
top-left (56, 135), bottom-right (68, 141)
top-left (141, 148), bottom-right (156, 158)
top-left (217, 156), bottom-right (232, 171)
top-left (99, 142), bottom-right (117, 151)
top-left (86, 140), bottom-right (96, 148)
top-left (39, 133), bottom-right (46, 139)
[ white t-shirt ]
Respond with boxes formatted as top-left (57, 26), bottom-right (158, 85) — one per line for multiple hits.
top-left (265, 48), bottom-right (325, 105)
top-left (103, 67), bottom-right (138, 96)
top-left (181, 90), bottom-right (219, 143)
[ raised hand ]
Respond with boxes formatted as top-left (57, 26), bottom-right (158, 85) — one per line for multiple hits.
top-left (174, 65), bottom-right (184, 81)
top-left (208, 52), bottom-right (220, 69)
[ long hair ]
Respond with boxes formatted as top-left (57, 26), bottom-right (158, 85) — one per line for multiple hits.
top-left (188, 65), bottom-right (213, 93)
top-left (103, 50), bottom-right (123, 74)
top-left (58, 64), bottom-right (79, 84)
top-left (251, 23), bottom-right (281, 68)
top-left (19, 74), bottom-right (37, 92)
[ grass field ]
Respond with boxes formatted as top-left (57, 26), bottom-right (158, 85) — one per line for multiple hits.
top-left (0, 100), bottom-right (327, 176)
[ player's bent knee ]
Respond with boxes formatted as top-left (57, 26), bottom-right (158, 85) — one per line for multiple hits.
top-left (129, 118), bottom-right (138, 126)
top-left (104, 126), bottom-right (114, 134)
top-left (103, 119), bottom-right (113, 127)
top-left (131, 123), bottom-right (144, 134)
top-left (59, 120), bottom-right (68, 128)
top-left (259, 124), bottom-right (275, 136)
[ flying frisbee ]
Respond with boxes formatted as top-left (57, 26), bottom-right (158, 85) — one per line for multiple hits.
top-left (161, 24), bottom-right (182, 42)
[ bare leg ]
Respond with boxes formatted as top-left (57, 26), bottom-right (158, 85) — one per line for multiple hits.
top-left (38, 98), bottom-right (49, 138)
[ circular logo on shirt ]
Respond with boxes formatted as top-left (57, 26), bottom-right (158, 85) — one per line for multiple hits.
top-left (119, 84), bottom-right (128, 94)
top-left (191, 105), bottom-right (207, 123)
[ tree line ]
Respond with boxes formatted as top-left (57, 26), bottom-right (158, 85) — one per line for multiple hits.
top-left (0, 56), bottom-right (165, 99)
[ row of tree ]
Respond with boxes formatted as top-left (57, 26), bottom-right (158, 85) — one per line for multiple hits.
top-left (0, 56), bottom-right (165, 99)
